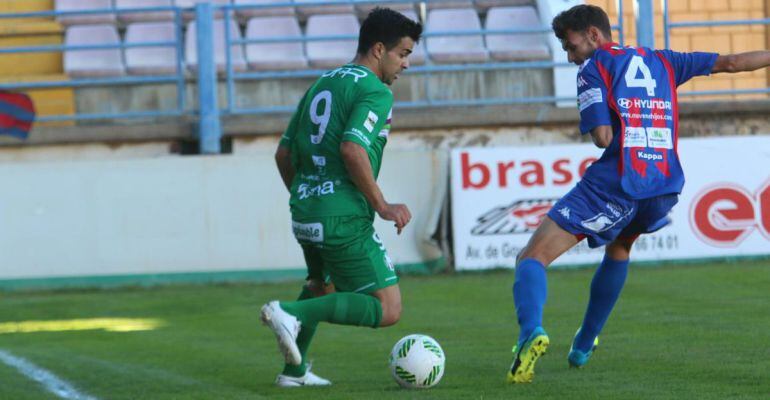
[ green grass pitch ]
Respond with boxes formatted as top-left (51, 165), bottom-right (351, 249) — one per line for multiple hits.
top-left (0, 260), bottom-right (768, 399)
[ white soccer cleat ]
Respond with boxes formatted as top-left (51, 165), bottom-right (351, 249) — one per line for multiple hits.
top-left (260, 300), bottom-right (302, 366)
top-left (275, 368), bottom-right (332, 387)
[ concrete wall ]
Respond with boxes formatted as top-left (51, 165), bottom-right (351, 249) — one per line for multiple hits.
top-left (69, 69), bottom-right (554, 120)
top-left (1, 108), bottom-right (769, 287)
top-left (0, 138), bottom-right (446, 287)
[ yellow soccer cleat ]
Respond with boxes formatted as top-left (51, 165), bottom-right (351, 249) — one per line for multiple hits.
top-left (507, 327), bottom-right (549, 384)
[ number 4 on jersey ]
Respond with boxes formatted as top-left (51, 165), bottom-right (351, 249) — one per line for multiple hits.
top-left (625, 55), bottom-right (656, 96)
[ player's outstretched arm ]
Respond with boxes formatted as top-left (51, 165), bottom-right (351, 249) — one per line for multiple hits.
top-left (340, 141), bottom-right (412, 234)
top-left (712, 51), bottom-right (770, 73)
top-left (275, 145), bottom-right (295, 192)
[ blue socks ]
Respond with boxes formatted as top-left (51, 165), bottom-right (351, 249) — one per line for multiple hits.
top-left (513, 258), bottom-right (547, 344)
top-left (574, 255), bottom-right (629, 352)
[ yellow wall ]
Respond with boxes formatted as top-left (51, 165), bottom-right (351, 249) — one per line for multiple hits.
top-left (587, 0), bottom-right (768, 100)
top-left (0, 0), bottom-right (73, 125)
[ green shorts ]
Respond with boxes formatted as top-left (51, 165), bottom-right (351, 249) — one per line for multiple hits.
top-left (292, 216), bottom-right (398, 294)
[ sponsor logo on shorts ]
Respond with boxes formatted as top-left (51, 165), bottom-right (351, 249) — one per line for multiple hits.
top-left (580, 206), bottom-right (634, 233)
top-left (580, 213), bottom-right (616, 232)
top-left (606, 202), bottom-right (623, 218)
top-left (292, 221), bottom-right (324, 243)
top-left (472, 198), bottom-right (559, 235)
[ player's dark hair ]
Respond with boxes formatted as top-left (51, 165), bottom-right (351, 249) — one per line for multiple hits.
top-left (552, 4), bottom-right (612, 41)
top-left (357, 7), bottom-right (422, 55)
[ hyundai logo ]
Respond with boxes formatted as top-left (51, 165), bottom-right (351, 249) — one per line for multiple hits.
top-left (617, 98), bottom-right (633, 109)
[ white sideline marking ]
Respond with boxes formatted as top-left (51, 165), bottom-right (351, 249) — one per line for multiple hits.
top-left (0, 349), bottom-right (99, 400)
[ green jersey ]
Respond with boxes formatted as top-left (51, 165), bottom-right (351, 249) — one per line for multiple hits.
top-left (280, 63), bottom-right (394, 220)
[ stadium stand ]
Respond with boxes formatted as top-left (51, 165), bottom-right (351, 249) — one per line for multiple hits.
top-left (125, 22), bottom-right (179, 75)
top-left (305, 13), bottom-right (359, 68)
top-left (176, 0), bottom-right (230, 20)
top-left (474, 0), bottom-right (534, 12)
top-left (354, 1), bottom-right (414, 17)
top-left (425, 8), bottom-right (488, 63)
top-left (185, 18), bottom-right (247, 73)
top-left (426, 0), bottom-right (474, 11)
top-left (485, 6), bottom-right (549, 61)
top-left (116, 0), bottom-right (176, 23)
top-left (64, 24), bottom-right (125, 77)
top-left (245, 16), bottom-right (307, 70)
top-left (296, 0), bottom-right (355, 19)
top-left (55, 0), bottom-right (116, 26)
top-left (234, 0), bottom-right (296, 19)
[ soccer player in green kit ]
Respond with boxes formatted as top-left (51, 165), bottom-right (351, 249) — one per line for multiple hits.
top-left (261, 8), bottom-right (422, 387)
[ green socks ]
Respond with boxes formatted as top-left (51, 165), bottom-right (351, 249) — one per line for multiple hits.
top-left (281, 286), bottom-right (317, 377)
top-left (281, 292), bottom-right (383, 329)
top-left (279, 291), bottom-right (383, 377)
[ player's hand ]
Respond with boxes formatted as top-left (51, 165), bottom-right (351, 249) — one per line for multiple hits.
top-left (376, 203), bottom-right (412, 235)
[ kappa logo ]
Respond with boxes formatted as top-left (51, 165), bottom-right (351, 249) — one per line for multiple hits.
top-left (637, 151), bottom-right (664, 161)
top-left (577, 75), bottom-right (588, 88)
top-left (471, 199), bottom-right (559, 235)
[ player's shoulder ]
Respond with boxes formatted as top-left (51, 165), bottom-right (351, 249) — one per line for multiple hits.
top-left (321, 64), bottom-right (390, 96)
top-left (358, 76), bottom-right (393, 104)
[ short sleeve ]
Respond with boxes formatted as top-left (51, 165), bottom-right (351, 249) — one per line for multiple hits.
top-left (656, 49), bottom-right (718, 86)
top-left (342, 87), bottom-right (393, 148)
top-left (279, 90), bottom-right (309, 148)
top-left (577, 60), bottom-right (612, 135)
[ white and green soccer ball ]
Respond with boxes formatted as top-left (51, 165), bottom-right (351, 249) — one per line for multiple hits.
top-left (389, 334), bottom-right (445, 389)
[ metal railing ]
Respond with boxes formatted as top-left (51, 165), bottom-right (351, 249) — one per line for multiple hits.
top-left (0, 0), bottom-right (635, 153)
top-left (0, 5), bottom-right (188, 123)
top-left (220, 0), bottom-right (625, 115)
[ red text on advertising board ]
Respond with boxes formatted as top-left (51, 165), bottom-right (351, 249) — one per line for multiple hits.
top-left (689, 180), bottom-right (770, 247)
top-left (460, 152), bottom-right (597, 189)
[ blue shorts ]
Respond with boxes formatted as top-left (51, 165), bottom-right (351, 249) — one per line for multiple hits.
top-left (547, 180), bottom-right (679, 248)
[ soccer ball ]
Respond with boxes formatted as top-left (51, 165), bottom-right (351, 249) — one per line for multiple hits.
top-left (389, 334), bottom-right (445, 389)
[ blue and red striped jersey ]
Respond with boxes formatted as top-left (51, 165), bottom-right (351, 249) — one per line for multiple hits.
top-left (576, 43), bottom-right (717, 199)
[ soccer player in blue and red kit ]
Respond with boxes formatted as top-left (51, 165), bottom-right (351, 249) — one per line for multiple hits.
top-left (508, 4), bottom-right (770, 383)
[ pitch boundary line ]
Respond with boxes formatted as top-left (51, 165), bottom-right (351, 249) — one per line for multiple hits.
top-left (0, 349), bottom-right (99, 400)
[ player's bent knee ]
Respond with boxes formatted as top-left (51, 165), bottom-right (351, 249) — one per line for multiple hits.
top-left (305, 279), bottom-right (327, 297)
top-left (606, 238), bottom-right (635, 260)
top-left (371, 285), bottom-right (401, 327)
top-left (379, 300), bottom-right (402, 327)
